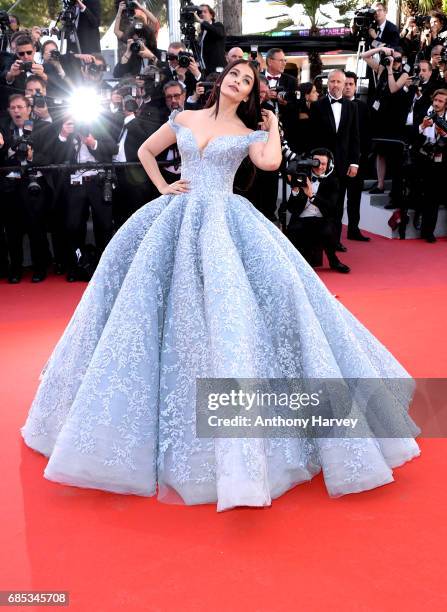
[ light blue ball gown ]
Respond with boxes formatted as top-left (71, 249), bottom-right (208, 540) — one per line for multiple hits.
top-left (22, 110), bottom-right (420, 511)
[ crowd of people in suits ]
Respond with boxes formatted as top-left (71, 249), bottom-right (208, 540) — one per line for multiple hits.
top-left (0, 1), bottom-right (446, 284)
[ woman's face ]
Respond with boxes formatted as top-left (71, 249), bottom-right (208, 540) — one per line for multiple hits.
top-left (306, 86), bottom-right (318, 103)
top-left (43, 42), bottom-right (57, 61)
top-left (220, 63), bottom-right (255, 104)
top-left (9, 16), bottom-right (19, 31)
top-left (430, 17), bottom-right (442, 34)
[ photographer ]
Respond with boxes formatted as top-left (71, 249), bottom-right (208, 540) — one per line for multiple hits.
top-left (361, 46), bottom-right (411, 200)
top-left (66, 0), bottom-right (101, 54)
top-left (293, 81), bottom-right (319, 154)
top-left (52, 111), bottom-right (118, 281)
top-left (281, 150), bottom-right (350, 273)
top-left (113, 23), bottom-right (160, 78)
top-left (112, 92), bottom-right (154, 227)
top-left (40, 40), bottom-right (74, 99)
top-left (0, 35), bottom-right (48, 112)
top-left (420, 12), bottom-right (446, 60)
top-left (114, 0), bottom-right (160, 55)
top-left (185, 72), bottom-right (219, 109)
top-left (24, 75), bottom-right (53, 123)
top-left (0, 94), bottom-right (53, 283)
top-left (162, 42), bottom-right (202, 97)
top-left (400, 16), bottom-right (421, 67)
top-left (368, 2), bottom-right (400, 48)
top-left (414, 88), bottom-right (447, 242)
top-left (194, 4), bottom-right (226, 73)
top-left (262, 48), bottom-right (298, 144)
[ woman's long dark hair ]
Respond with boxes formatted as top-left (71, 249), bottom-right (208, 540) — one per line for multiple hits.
top-left (205, 59), bottom-right (262, 130)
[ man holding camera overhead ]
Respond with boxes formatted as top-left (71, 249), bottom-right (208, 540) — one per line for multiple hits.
top-left (68, 0), bottom-right (101, 54)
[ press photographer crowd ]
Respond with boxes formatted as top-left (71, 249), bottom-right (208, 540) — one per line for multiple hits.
top-left (0, 0), bottom-right (446, 283)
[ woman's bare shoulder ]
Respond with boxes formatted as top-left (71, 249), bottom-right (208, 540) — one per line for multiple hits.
top-left (174, 109), bottom-right (204, 128)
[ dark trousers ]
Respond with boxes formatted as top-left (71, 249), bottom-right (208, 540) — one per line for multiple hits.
top-left (245, 170), bottom-right (279, 223)
top-left (1, 177), bottom-right (51, 273)
top-left (113, 168), bottom-right (154, 230)
top-left (63, 178), bottom-right (113, 269)
top-left (337, 166), bottom-right (365, 237)
top-left (287, 217), bottom-right (338, 266)
top-left (418, 157), bottom-right (445, 237)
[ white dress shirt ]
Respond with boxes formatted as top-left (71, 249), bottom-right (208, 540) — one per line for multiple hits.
top-left (113, 114), bottom-right (134, 162)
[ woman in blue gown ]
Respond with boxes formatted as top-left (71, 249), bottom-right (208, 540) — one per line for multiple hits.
top-left (22, 60), bottom-right (420, 511)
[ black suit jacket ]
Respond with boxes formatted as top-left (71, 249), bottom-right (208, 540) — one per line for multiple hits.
top-left (351, 98), bottom-right (371, 160)
top-left (262, 71), bottom-right (298, 139)
top-left (309, 97), bottom-right (360, 176)
top-left (74, 0), bottom-right (101, 54)
top-left (161, 65), bottom-right (199, 97)
top-left (284, 173), bottom-right (339, 230)
top-left (199, 21), bottom-right (226, 73)
top-left (377, 20), bottom-right (400, 48)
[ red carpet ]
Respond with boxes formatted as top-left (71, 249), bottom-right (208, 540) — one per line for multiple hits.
top-left (1, 232), bottom-right (446, 611)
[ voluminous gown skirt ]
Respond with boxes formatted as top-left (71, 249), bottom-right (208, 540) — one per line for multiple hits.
top-left (21, 113), bottom-right (420, 511)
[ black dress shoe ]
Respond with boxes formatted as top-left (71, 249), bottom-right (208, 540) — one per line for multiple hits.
top-left (335, 242), bottom-right (347, 252)
top-left (8, 274), bottom-right (22, 284)
top-left (425, 235), bottom-right (437, 243)
top-left (31, 271), bottom-right (46, 283)
top-left (347, 231), bottom-right (371, 242)
top-left (329, 260), bottom-right (351, 274)
top-left (369, 186), bottom-right (385, 194)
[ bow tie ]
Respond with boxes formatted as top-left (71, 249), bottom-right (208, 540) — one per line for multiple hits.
top-left (330, 97), bottom-right (342, 104)
top-left (311, 175), bottom-right (320, 183)
top-left (266, 74), bottom-right (279, 81)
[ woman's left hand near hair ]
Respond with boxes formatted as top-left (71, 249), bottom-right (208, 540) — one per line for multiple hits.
top-left (259, 109), bottom-right (278, 132)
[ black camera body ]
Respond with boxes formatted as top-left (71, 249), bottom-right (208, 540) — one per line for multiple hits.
top-left (87, 62), bottom-right (107, 75)
top-left (20, 61), bottom-right (34, 72)
top-left (130, 39), bottom-right (144, 54)
top-left (379, 52), bottom-right (393, 67)
top-left (32, 92), bottom-right (47, 109)
top-left (180, 1), bottom-right (202, 25)
top-left (286, 156), bottom-right (320, 188)
top-left (414, 15), bottom-right (430, 30)
top-left (428, 111), bottom-right (447, 134)
top-left (353, 6), bottom-right (377, 35)
top-left (12, 121), bottom-right (34, 163)
top-left (0, 9), bottom-right (10, 32)
top-left (125, 0), bottom-right (136, 18)
top-left (50, 49), bottom-right (62, 61)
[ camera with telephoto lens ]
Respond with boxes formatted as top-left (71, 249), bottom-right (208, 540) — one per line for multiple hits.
top-left (428, 110), bottom-right (447, 133)
top-left (285, 155), bottom-right (320, 189)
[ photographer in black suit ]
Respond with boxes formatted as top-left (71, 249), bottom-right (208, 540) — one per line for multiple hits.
top-left (0, 94), bottom-right (53, 283)
top-left (112, 94), bottom-right (154, 228)
top-left (69, 0), bottom-right (101, 54)
top-left (0, 35), bottom-right (48, 113)
top-left (194, 4), bottom-right (226, 73)
top-left (52, 111), bottom-right (118, 281)
top-left (369, 2), bottom-right (400, 48)
top-left (282, 150), bottom-right (350, 273)
top-left (161, 42), bottom-right (203, 97)
top-left (309, 70), bottom-right (360, 251)
top-left (262, 47), bottom-right (298, 145)
top-left (342, 71), bottom-right (371, 242)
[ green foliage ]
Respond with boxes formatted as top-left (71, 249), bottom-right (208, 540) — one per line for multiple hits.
top-left (0, 0), bottom-right (165, 30)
